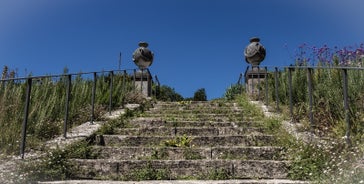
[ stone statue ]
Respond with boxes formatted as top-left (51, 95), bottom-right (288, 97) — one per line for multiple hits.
top-left (132, 42), bottom-right (154, 69)
top-left (244, 37), bottom-right (266, 66)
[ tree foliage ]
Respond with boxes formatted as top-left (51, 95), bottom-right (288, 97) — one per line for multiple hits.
top-left (156, 85), bottom-right (184, 102)
top-left (193, 88), bottom-right (207, 101)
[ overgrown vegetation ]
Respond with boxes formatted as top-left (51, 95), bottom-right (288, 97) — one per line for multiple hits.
top-left (237, 94), bottom-right (364, 183)
top-left (96, 110), bottom-right (133, 135)
top-left (0, 67), bottom-right (136, 154)
top-left (163, 134), bottom-right (193, 148)
top-left (202, 168), bottom-right (232, 180)
top-left (17, 106), bottom-right (141, 183)
top-left (245, 43), bottom-right (364, 183)
top-left (224, 84), bottom-right (244, 100)
top-left (120, 162), bottom-right (170, 181)
top-left (236, 93), bottom-right (265, 121)
top-left (263, 44), bottom-right (364, 139)
top-left (20, 137), bottom-right (98, 182)
top-left (279, 126), bottom-right (364, 183)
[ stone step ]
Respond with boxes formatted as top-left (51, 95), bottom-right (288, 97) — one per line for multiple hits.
top-left (115, 127), bottom-right (265, 136)
top-left (93, 146), bottom-right (285, 160)
top-left (153, 101), bottom-right (234, 108)
top-left (141, 113), bottom-right (242, 118)
top-left (140, 116), bottom-right (258, 123)
top-left (141, 114), bottom-right (245, 122)
top-left (96, 135), bottom-right (276, 147)
top-left (131, 118), bottom-right (262, 128)
top-left (146, 108), bottom-right (243, 114)
top-left (71, 159), bottom-right (290, 180)
top-left (38, 179), bottom-right (309, 184)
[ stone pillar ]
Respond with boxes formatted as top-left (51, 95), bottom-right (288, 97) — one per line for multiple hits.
top-left (245, 67), bottom-right (267, 99)
top-left (134, 69), bottom-right (152, 97)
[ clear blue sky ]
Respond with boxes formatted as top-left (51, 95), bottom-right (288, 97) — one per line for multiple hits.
top-left (1, 0), bottom-right (364, 99)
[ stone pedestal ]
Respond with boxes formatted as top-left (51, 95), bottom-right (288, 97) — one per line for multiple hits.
top-left (134, 69), bottom-right (152, 97)
top-left (245, 67), bottom-right (267, 97)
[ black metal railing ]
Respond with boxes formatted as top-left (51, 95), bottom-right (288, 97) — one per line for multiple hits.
top-left (240, 65), bottom-right (364, 145)
top-left (0, 68), bottom-right (159, 159)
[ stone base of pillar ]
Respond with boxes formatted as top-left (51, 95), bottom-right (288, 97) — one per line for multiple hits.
top-left (134, 69), bottom-right (152, 97)
top-left (245, 67), bottom-right (267, 99)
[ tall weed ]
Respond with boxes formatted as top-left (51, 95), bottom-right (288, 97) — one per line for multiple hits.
top-left (0, 70), bottom-right (135, 154)
top-left (261, 44), bottom-right (364, 140)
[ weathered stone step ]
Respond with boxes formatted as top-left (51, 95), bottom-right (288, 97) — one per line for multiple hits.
top-left (140, 115), bottom-right (245, 122)
top-left (154, 101), bottom-right (234, 107)
top-left (131, 118), bottom-right (263, 128)
top-left (93, 146), bottom-right (285, 160)
top-left (71, 159), bottom-right (290, 180)
top-left (38, 179), bottom-right (309, 184)
top-left (146, 108), bottom-right (243, 115)
top-left (141, 113), bottom-right (242, 118)
top-left (139, 116), bottom-right (258, 124)
top-left (115, 127), bottom-right (265, 136)
top-left (96, 135), bottom-right (276, 147)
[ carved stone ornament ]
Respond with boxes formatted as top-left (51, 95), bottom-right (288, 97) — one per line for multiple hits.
top-left (132, 42), bottom-right (154, 69)
top-left (244, 37), bottom-right (266, 66)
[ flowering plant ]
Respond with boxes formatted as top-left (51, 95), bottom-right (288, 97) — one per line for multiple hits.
top-left (294, 43), bottom-right (364, 67)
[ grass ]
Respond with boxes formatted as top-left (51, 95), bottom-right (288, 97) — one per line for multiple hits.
top-left (280, 67), bottom-right (364, 182)
top-left (0, 72), bottom-right (136, 154)
top-left (120, 162), bottom-right (170, 181)
top-left (232, 92), bottom-right (364, 183)
top-left (163, 134), bottom-right (193, 148)
top-left (19, 139), bottom-right (96, 182)
top-left (14, 104), bottom-right (143, 183)
top-left (262, 65), bottom-right (364, 140)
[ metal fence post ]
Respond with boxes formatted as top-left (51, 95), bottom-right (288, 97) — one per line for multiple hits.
top-left (251, 67), bottom-right (254, 95)
top-left (147, 69), bottom-right (150, 97)
top-left (288, 67), bottom-right (293, 119)
top-left (63, 74), bottom-right (71, 138)
top-left (237, 73), bottom-right (241, 93)
top-left (244, 66), bottom-right (250, 94)
top-left (265, 67), bottom-right (268, 105)
top-left (274, 67), bottom-right (280, 111)
top-left (140, 69), bottom-right (144, 94)
top-left (133, 69), bottom-right (136, 91)
top-left (20, 77), bottom-right (32, 159)
top-left (123, 70), bottom-right (127, 96)
top-left (257, 66), bottom-right (261, 100)
top-left (307, 67), bottom-right (314, 134)
top-left (342, 68), bottom-right (351, 146)
top-left (90, 72), bottom-right (97, 124)
top-left (155, 75), bottom-right (160, 98)
top-left (109, 71), bottom-right (114, 115)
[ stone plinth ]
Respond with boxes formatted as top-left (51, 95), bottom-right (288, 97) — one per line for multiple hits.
top-left (134, 69), bottom-right (152, 97)
top-left (245, 67), bottom-right (267, 97)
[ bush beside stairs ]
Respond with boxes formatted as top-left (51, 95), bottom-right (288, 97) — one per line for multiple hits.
top-left (40, 101), bottom-right (308, 184)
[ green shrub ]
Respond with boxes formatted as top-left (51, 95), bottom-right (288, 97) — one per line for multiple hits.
top-left (19, 138), bottom-right (99, 182)
top-left (163, 134), bottom-right (192, 147)
top-left (224, 84), bottom-right (243, 100)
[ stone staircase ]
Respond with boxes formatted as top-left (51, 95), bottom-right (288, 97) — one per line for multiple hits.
top-left (67, 101), bottom-right (307, 183)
